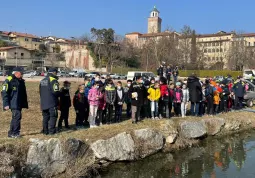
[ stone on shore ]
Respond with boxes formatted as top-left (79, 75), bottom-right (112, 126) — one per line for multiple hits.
top-left (203, 118), bottom-right (225, 135)
top-left (180, 121), bottom-right (207, 139)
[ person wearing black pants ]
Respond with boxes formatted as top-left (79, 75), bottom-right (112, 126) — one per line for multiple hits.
top-left (58, 81), bottom-right (71, 130)
top-left (105, 80), bottom-right (116, 124)
top-left (1, 67), bottom-right (28, 138)
top-left (42, 107), bottom-right (58, 134)
top-left (106, 104), bottom-right (114, 124)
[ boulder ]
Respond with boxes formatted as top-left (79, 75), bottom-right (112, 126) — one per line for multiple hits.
top-left (90, 132), bottom-right (135, 161)
top-left (224, 120), bottom-right (241, 131)
top-left (26, 138), bottom-right (66, 177)
top-left (160, 120), bottom-right (178, 136)
top-left (180, 121), bottom-right (207, 139)
top-left (202, 118), bottom-right (225, 135)
top-left (133, 128), bottom-right (164, 158)
top-left (166, 134), bottom-right (178, 144)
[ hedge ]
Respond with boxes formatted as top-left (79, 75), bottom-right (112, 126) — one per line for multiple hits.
top-left (179, 70), bottom-right (242, 78)
top-left (112, 68), bottom-right (242, 79)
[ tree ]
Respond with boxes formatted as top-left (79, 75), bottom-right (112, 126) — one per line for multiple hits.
top-left (179, 25), bottom-right (193, 67)
top-left (0, 40), bottom-right (8, 47)
top-left (190, 30), bottom-right (197, 68)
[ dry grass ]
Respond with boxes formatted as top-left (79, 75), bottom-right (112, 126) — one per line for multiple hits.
top-left (0, 81), bottom-right (255, 145)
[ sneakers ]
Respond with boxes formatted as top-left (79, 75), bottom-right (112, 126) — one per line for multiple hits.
top-left (8, 134), bottom-right (21, 139)
top-left (155, 117), bottom-right (159, 120)
top-left (159, 115), bottom-right (163, 119)
top-left (151, 117), bottom-right (155, 120)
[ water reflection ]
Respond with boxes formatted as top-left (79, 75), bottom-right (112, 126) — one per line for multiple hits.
top-left (100, 132), bottom-right (255, 178)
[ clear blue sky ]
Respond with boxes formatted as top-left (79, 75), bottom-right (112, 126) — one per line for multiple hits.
top-left (1, 0), bottom-right (254, 38)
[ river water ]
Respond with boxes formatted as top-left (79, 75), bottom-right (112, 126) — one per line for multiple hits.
top-left (100, 131), bottom-right (255, 178)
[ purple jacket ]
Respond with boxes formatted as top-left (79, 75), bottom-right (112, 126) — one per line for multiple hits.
top-left (88, 88), bottom-right (101, 106)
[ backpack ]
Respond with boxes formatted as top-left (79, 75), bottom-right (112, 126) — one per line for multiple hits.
top-left (205, 86), bottom-right (213, 97)
top-left (162, 87), bottom-right (170, 102)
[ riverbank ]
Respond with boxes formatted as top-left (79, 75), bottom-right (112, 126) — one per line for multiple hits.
top-left (1, 111), bottom-right (255, 177)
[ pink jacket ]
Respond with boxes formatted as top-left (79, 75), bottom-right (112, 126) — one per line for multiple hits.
top-left (88, 88), bottom-right (101, 106)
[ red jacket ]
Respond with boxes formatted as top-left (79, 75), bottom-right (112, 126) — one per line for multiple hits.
top-left (160, 84), bottom-right (169, 97)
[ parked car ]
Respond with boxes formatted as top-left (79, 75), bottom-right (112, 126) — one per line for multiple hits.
top-left (23, 71), bottom-right (35, 78)
top-left (243, 79), bottom-right (255, 107)
top-left (57, 71), bottom-right (70, 77)
top-left (243, 69), bottom-right (255, 80)
top-left (78, 72), bottom-right (87, 78)
top-left (85, 72), bottom-right (100, 78)
top-left (127, 71), bottom-right (155, 81)
top-left (119, 74), bottom-right (127, 80)
top-left (213, 76), bottom-right (225, 82)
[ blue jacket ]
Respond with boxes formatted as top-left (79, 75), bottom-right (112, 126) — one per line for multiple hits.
top-left (1, 75), bottom-right (28, 110)
top-left (39, 74), bottom-right (60, 110)
top-left (233, 81), bottom-right (245, 97)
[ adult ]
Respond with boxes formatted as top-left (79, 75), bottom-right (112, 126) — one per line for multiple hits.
top-left (39, 68), bottom-right (60, 135)
top-left (1, 67), bottom-right (28, 138)
top-left (129, 76), bottom-right (147, 124)
top-left (232, 76), bottom-right (245, 110)
top-left (166, 65), bottom-right (172, 85)
top-left (157, 64), bottom-right (164, 77)
top-left (187, 74), bottom-right (202, 116)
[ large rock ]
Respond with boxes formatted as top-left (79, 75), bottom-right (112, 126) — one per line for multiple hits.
top-left (160, 120), bottom-right (178, 137)
top-left (91, 132), bottom-right (135, 161)
top-left (203, 118), bottom-right (225, 135)
top-left (133, 128), bottom-right (164, 158)
top-left (26, 138), bottom-right (66, 177)
top-left (224, 120), bottom-right (241, 131)
top-left (180, 121), bottom-right (207, 139)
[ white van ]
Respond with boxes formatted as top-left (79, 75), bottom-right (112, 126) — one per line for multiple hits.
top-left (127, 71), bottom-right (155, 81)
top-left (243, 69), bottom-right (255, 79)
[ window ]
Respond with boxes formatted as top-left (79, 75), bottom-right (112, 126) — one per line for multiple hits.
top-left (216, 57), bottom-right (219, 61)
top-left (215, 42), bottom-right (219, 46)
top-left (204, 49), bottom-right (207, 53)
top-left (212, 49), bottom-right (215, 53)
top-left (220, 48), bottom-right (223, 52)
top-left (212, 43), bottom-right (215, 46)
top-left (212, 57), bottom-right (215, 61)
top-left (21, 53), bottom-right (24, 57)
top-left (25, 38), bottom-right (29, 41)
top-left (248, 42), bottom-right (251, 46)
top-left (208, 49), bottom-right (211, 53)
top-left (208, 57), bottom-right (211, 61)
top-left (216, 48), bottom-right (219, 52)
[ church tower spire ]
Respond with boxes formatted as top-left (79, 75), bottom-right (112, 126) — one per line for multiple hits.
top-left (148, 6), bottom-right (162, 33)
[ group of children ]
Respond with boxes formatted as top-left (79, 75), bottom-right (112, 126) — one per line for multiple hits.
top-left (57, 75), bottom-right (248, 129)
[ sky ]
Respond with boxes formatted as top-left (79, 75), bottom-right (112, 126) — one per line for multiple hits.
top-left (1, 0), bottom-right (255, 38)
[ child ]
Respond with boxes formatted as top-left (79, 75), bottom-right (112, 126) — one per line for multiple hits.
top-left (148, 82), bottom-right (161, 119)
top-left (221, 82), bottom-right (230, 113)
top-left (213, 90), bottom-right (220, 115)
top-left (159, 77), bottom-right (169, 119)
top-left (105, 79), bottom-right (116, 124)
top-left (205, 80), bottom-right (214, 115)
top-left (199, 84), bottom-right (207, 116)
top-left (84, 77), bottom-right (91, 127)
top-left (124, 80), bottom-right (132, 118)
top-left (58, 81), bottom-right (71, 131)
top-left (88, 82), bottom-right (101, 128)
top-left (181, 83), bottom-right (189, 118)
top-left (168, 83), bottom-right (175, 118)
top-left (142, 80), bottom-right (151, 119)
top-left (98, 87), bottom-right (106, 125)
top-left (173, 82), bottom-right (183, 117)
top-left (115, 81), bottom-right (125, 123)
top-left (73, 85), bottom-right (89, 128)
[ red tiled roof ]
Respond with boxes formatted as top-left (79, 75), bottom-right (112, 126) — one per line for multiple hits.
top-left (9, 32), bottom-right (39, 38)
top-left (125, 32), bottom-right (143, 35)
top-left (197, 33), bottom-right (233, 38)
top-left (0, 46), bottom-right (30, 51)
top-left (140, 32), bottom-right (174, 38)
top-left (240, 33), bottom-right (255, 37)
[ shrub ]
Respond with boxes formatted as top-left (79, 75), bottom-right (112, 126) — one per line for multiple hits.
top-left (179, 70), bottom-right (242, 79)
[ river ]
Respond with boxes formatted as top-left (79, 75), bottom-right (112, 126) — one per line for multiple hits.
top-left (100, 131), bottom-right (255, 178)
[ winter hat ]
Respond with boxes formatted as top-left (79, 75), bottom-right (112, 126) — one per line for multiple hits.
top-left (176, 82), bottom-right (181, 86)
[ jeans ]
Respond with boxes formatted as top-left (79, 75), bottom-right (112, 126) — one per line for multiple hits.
top-left (115, 104), bottom-right (123, 122)
top-left (150, 101), bottom-right (159, 118)
top-left (181, 102), bottom-right (188, 117)
top-left (159, 100), bottom-right (169, 118)
top-left (42, 107), bottom-right (58, 135)
top-left (89, 105), bottom-right (98, 126)
top-left (9, 109), bottom-right (22, 136)
top-left (132, 105), bottom-right (142, 122)
top-left (190, 102), bottom-right (200, 116)
top-left (174, 102), bottom-right (182, 116)
top-left (58, 109), bottom-right (70, 128)
top-left (206, 96), bottom-right (214, 115)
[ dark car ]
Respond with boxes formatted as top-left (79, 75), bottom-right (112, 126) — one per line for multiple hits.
top-left (78, 72), bottom-right (88, 78)
top-left (243, 80), bottom-right (255, 107)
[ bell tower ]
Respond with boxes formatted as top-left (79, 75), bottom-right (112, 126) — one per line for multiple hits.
top-left (148, 6), bottom-right (162, 33)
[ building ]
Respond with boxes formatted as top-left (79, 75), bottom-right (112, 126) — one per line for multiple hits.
top-left (0, 46), bottom-right (32, 69)
top-left (125, 6), bottom-right (255, 69)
